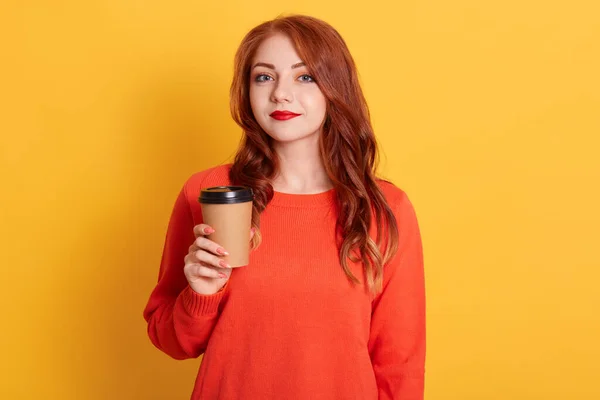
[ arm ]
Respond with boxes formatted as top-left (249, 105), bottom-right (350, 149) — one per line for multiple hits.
top-left (368, 191), bottom-right (426, 399)
top-left (143, 183), bottom-right (228, 359)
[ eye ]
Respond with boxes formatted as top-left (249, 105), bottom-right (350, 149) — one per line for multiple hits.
top-left (254, 74), bottom-right (273, 82)
top-left (298, 74), bottom-right (315, 83)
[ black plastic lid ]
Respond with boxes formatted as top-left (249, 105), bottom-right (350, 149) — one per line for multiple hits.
top-left (199, 186), bottom-right (254, 204)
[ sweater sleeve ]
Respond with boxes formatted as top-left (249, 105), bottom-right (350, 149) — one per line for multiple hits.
top-left (368, 191), bottom-right (426, 400)
top-left (143, 183), bottom-right (228, 359)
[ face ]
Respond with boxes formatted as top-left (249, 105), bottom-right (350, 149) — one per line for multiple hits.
top-left (249, 34), bottom-right (327, 144)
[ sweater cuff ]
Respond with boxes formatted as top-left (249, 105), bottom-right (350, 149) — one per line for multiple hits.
top-left (180, 281), bottom-right (229, 317)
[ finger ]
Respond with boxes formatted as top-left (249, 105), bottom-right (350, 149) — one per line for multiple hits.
top-left (185, 250), bottom-right (217, 265)
top-left (184, 252), bottom-right (199, 265)
top-left (191, 262), bottom-right (231, 278)
top-left (250, 227), bottom-right (256, 239)
top-left (185, 263), bottom-right (228, 279)
top-left (195, 236), bottom-right (229, 257)
top-left (193, 224), bottom-right (215, 238)
top-left (195, 248), bottom-right (231, 269)
top-left (198, 261), bottom-right (231, 274)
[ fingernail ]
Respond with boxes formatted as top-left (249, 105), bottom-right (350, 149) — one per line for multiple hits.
top-left (216, 247), bottom-right (229, 256)
top-left (204, 227), bottom-right (214, 234)
top-left (219, 260), bottom-right (231, 269)
top-left (218, 272), bottom-right (228, 279)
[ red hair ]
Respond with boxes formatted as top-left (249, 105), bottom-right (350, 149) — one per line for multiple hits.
top-left (229, 15), bottom-right (399, 295)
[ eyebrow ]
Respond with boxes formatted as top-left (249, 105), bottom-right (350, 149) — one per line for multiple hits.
top-left (252, 62), bottom-right (306, 70)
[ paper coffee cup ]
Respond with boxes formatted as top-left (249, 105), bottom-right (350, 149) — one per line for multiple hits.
top-left (199, 186), bottom-right (254, 268)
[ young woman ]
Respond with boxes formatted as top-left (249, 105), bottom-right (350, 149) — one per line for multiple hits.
top-left (144, 14), bottom-right (426, 400)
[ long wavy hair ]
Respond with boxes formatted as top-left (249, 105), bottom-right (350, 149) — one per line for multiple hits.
top-left (229, 15), bottom-right (399, 295)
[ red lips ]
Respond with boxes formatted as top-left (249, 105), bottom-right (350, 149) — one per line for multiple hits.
top-left (270, 110), bottom-right (301, 121)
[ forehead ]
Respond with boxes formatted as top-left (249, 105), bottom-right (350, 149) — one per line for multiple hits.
top-left (252, 34), bottom-right (303, 66)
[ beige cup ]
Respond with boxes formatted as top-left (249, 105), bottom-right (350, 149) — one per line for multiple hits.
top-left (199, 186), bottom-right (254, 267)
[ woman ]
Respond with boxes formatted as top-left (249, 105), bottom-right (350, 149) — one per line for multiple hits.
top-left (143, 14), bottom-right (425, 400)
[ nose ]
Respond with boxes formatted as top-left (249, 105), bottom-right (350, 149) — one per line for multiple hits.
top-left (271, 79), bottom-right (293, 103)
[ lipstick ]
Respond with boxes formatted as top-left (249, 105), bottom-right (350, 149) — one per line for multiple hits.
top-left (270, 110), bottom-right (301, 121)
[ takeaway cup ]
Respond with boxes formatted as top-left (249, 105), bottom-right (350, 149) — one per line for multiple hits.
top-left (199, 186), bottom-right (254, 267)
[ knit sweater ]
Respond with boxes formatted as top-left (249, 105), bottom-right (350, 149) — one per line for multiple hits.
top-left (143, 164), bottom-right (426, 399)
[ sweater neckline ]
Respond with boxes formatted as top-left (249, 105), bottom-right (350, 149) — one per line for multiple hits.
top-left (269, 188), bottom-right (336, 208)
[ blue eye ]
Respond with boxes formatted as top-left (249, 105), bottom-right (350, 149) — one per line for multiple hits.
top-left (255, 74), bottom-right (273, 82)
top-left (298, 74), bottom-right (315, 83)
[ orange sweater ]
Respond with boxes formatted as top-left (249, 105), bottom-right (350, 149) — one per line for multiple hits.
top-left (143, 164), bottom-right (426, 399)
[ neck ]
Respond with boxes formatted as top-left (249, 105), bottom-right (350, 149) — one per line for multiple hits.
top-left (271, 135), bottom-right (333, 194)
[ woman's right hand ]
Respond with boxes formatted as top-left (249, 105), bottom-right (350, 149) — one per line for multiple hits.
top-left (183, 224), bottom-right (233, 296)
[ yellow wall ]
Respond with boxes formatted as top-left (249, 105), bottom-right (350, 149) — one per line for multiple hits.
top-left (1, 1), bottom-right (599, 399)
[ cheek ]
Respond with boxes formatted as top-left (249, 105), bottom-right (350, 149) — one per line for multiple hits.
top-left (249, 86), bottom-right (271, 131)
top-left (304, 90), bottom-right (327, 119)
top-left (317, 94), bottom-right (327, 117)
top-left (249, 86), bottom-right (259, 113)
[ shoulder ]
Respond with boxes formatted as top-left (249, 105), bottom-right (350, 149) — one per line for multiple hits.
top-left (375, 178), bottom-right (420, 231)
top-left (375, 178), bottom-right (410, 209)
top-left (182, 163), bottom-right (233, 202)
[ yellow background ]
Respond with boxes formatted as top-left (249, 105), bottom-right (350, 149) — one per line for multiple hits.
top-left (1, 1), bottom-right (599, 399)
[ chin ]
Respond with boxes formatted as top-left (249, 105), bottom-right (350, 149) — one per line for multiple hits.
top-left (264, 127), bottom-right (320, 144)
top-left (268, 133), bottom-right (317, 144)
